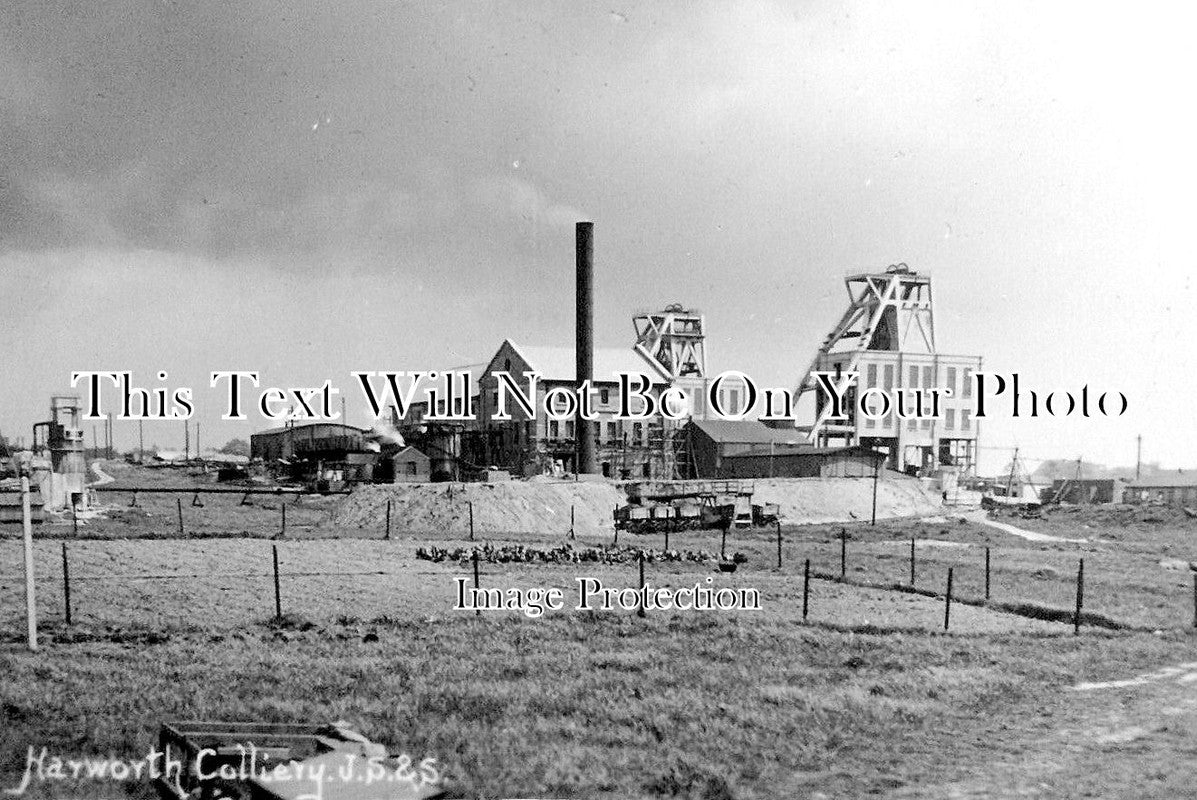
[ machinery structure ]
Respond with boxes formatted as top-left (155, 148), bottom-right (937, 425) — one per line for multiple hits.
top-left (30, 395), bottom-right (88, 510)
top-left (793, 265), bottom-right (981, 475)
top-left (614, 479), bottom-right (756, 533)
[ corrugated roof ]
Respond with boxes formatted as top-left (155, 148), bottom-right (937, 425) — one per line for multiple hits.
top-left (251, 423), bottom-right (367, 438)
top-left (508, 340), bottom-right (667, 384)
top-left (688, 419), bottom-right (805, 445)
top-left (1128, 473), bottom-right (1197, 488)
top-left (725, 443), bottom-right (885, 458)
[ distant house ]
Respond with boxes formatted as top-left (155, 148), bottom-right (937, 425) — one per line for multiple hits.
top-left (1047, 478), bottom-right (1127, 504)
top-left (1125, 474), bottom-right (1197, 506)
top-left (389, 446), bottom-right (431, 483)
top-left (684, 419), bottom-right (885, 479)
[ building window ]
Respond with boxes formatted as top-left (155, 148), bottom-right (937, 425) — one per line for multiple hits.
top-left (549, 420), bottom-right (559, 439)
top-left (600, 388), bottom-right (610, 405)
top-left (945, 409), bottom-right (956, 430)
top-left (923, 366), bottom-right (933, 388)
top-left (692, 388), bottom-right (705, 417)
top-left (883, 365), bottom-right (894, 390)
top-left (601, 462), bottom-right (611, 477)
top-left (724, 388), bottom-right (740, 415)
top-left (908, 366), bottom-right (919, 387)
top-left (961, 410), bottom-right (971, 430)
top-left (865, 414), bottom-right (876, 429)
top-left (866, 363), bottom-right (877, 388)
top-left (908, 417), bottom-right (917, 431)
top-left (565, 421), bottom-right (575, 439)
top-left (946, 367), bottom-right (957, 396)
top-left (962, 368), bottom-right (973, 398)
top-left (406, 462), bottom-right (417, 476)
top-left (642, 462), bottom-right (651, 478)
top-left (607, 421), bottom-right (617, 442)
top-left (632, 422), bottom-right (643, 443)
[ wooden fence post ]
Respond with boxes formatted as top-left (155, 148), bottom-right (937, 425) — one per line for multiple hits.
top-left (570, 505), bottom-right (575, 540)
top-left (840, 528), bottom-right (847, 580)
top-left (985, 547), bottom-right (991, 600)
top-left (776, 520), bottom-right (782, 569)
top-left (272, 544), bottom-right (282, 620)
top-left (944, 567), bottom-right (954, 631)
top-left (469, 501), bottom-right (474, 541)
top-left (637, 551), bottom-right (646, 619)
top-left (909, 537), bottom-right (916, 587)
top-left (1074, 558), bottom-right (1084, 635)
top-left (62, 542), bottom-right (72, 625)
top-left (176, 498), bottom-right (184, 536)
top-left (472, 551), bottom-right (481, 617)
top-left (280, 503), bottom-right (286, 537)
top-left (385, 499), bottom-right (392, 540)
top-left (802, 558), bottom-right (810, 621)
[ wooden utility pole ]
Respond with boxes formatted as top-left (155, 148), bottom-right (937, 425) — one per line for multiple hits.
top-left (1005, 447), bottom-right (1019, 499)
top-left (138, 419), bottom-right (144, 463)
top-left (21, 473), bottom-right (38, 651)
top-left (1136, 435), bottom-right (1142, 481)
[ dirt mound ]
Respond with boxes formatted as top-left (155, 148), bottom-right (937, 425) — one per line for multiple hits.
top-left (751, 476), bottom-right (941, 525)
top-left (332, 480), bottom-right (624, 536)
top-left (1021, 503), bottom-right (1197, 531)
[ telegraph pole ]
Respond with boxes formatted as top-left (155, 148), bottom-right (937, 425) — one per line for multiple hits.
top-left (1005, 447), bottom-right (1019, 499)
top-left (20, 462), bottom-right (38, 651)
top-left (1136, 435), bottom-right (1142, 481)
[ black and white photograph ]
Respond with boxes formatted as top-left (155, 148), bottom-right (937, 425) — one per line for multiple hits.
top-left (2, 2), bottom-right (1195, 798)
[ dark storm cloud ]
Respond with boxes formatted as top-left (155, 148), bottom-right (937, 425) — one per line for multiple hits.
top-left (0, 0), bottom-right (642, 259)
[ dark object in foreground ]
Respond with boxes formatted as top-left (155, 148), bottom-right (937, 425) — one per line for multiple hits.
top-left (155, 720), bottom-right (448, 800)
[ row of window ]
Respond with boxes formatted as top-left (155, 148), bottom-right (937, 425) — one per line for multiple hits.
top-left (546, 420), bottom-right (659, 443)
top-left (864, 363), bottom-right (974, 397)
top-left (863, 409), bottom-right (973, 431)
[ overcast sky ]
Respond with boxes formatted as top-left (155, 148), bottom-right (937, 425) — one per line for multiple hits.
top-left (2, 0), bottom-right (1193, 474)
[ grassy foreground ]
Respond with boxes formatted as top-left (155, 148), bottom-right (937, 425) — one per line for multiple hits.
top-left (0, 612), bottom-right (1190, 800)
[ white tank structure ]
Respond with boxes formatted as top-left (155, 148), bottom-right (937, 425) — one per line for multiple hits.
top-left (31, 395), bottom-right (89, 510)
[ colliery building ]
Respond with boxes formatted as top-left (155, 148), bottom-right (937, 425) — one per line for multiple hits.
top-left (250, 423), bottom-right (366, 462)
top-left (477, 338), bottom-right (676, 479)
top-left (795, 265), bottom-right (982, 476)
top-left (685, 419), bottom-right (886, 479)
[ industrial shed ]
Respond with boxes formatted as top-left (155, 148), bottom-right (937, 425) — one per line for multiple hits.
top-left (720, 446), bottom-right (887, 478)
top-left (250, 423), bottom-right (367, 462)
top-left (684, 419), bottom-right (885, 479)
top-left (389, 446), bottom-right (431, 482)
top-left (1125, 474), bottom-right (1197, 506)
top-left (1047, 478), bottom-right (1127, 504)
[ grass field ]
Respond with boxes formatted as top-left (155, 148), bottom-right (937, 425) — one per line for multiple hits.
top-left (4, 492), bottom-right (1197, 798)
